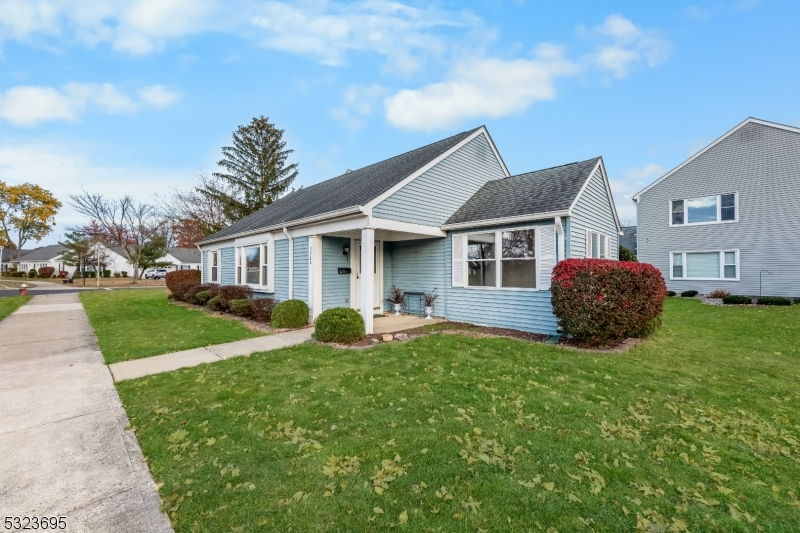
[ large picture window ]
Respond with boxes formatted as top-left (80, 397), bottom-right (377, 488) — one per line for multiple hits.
top-left (671, 193), bottom-right (737, 226)
top-left (671, 250), bottom-right (738, 280)
top-left (236, 242), bottom-right (271, 288)
top-left (466, 228), bottom-right (537, 290)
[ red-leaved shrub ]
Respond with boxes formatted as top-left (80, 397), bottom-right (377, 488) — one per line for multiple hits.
top-left (38, 266), bottom-right (55, 278)
top-left (166, 269), bottom-right (201, 292)
top-left (550, 259), bottom-right (667, 347)
top-left (217, 285), bottom-right (254, 310)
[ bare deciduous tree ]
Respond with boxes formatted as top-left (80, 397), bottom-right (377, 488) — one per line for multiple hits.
top-left (69, 192), bottom-right (168, 283)
top-left (168, 172), bottom-right (238, 238)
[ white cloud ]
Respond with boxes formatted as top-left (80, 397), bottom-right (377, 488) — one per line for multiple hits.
top-left (384, 43), bottom-right (579, 131)
top-left (0, 139), bottom-right (192, 244)
top-left (621, 163), bottom-right (666, 184)
top-left (331, 84), bottom-right (385, 130)
top-left (590, 14), bottom-right (671, 78)
top-left (0, 82), bottom-right (180, 126)
top-left (138, 84), bottom-right (181, 107)
top-left (735, 0), bottom-right (761, 11)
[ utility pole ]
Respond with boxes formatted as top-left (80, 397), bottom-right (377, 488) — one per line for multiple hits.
top-left (96, 244), bottom-right (100, 288)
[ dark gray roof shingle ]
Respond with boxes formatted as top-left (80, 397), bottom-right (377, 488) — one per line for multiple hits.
top-left (445, 158), bottom-right (601, 226)
top-left (167, 248), bottom-right (201, 263)
top-left (15, 244), bottom-right (66, 261)
top-left (199, 127), bottom-right (481, 243)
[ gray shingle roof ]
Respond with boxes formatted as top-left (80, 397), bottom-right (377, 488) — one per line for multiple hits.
top-left (620, 226), bottom-right (637, 255)
top-left (15, 244), bottom-right (66, 261)
top-left (445, 157), bottom-right (601, 226)
top-left (199, 127), bottom-right (482, 244)
top-left (167, 247), bottom-right (201, 263)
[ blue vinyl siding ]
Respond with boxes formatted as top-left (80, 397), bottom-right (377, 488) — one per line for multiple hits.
top-left (384, 238), bottom-right (446, 315)
top-left (372, 134), bottom-right (506, 226)
top-left (445, 222), bottom-right (558, 334)
top-left (273, 239), bottom-right (290, 301)
top-left (569, 166), bottom-right (619, 259)
top-left (293, 236), bottom-right (309, 304)
top-left (220, 247), bottom-right (235, 285)
top-left (322, 236), bottom-right (351, 310)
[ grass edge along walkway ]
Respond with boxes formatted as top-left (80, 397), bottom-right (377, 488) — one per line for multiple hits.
top-left (80, 289), bottom-right (264, 365)
top-left (0, 295), bottom-right (32, 321)
top-left (118, 298), bottom-right (800, 533)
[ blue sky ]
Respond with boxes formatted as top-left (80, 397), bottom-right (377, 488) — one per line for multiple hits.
top-left (1, 0), bottom-right (798, 246)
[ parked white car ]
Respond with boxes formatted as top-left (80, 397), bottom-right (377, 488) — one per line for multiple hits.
top-left (144, 268), bottom-right (168, 280)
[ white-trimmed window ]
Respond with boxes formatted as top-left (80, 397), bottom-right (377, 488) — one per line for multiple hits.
top-left (210, 252), bottom-right (219, 282)
top-left (457, 226), bottom-right (555, 291)
top-left (670, 250), bottom-right (739, 280)
top-left (236, 242), bottom-right (272, 289)
top-left (586, 230), bottom-right (610, 259)
top-left (671, 193), bottom-right (737, 226)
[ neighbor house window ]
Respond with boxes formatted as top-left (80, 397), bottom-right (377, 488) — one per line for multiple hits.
top-left (586, 230), bottom-right (610, 259)
top-left (671, 193), bottom-right (737, 226)
top-left (670, 250), bottom-right (738, 280)
top-left (467, 233), bottom-right (496, 287)
top-left (465, 227), bottom-right (540, 290)
top-left (210, 252), bottom-right (218, 282)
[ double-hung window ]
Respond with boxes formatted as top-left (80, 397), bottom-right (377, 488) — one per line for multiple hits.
top-left (465, 228), bottom-right (538, 289)
top-left (670, 250), bottom-right (738, 280)
top-left (586, 230), bottom-right (610, 259)
top-left (236, 242), bottom-right (271, 288)
top-left (671, 193), bottom-right (737, 226)
top-left (210, 252), bottom-right (219, 282)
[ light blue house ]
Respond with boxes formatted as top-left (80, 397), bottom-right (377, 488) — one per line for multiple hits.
top-left (197, 126), bottom-right (621, 334)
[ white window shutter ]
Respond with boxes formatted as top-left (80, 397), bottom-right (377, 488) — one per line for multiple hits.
top-left (585, 230), bottom-right (591, 258)
top-left (267, 238), bottom-right (276, 292)
top-left (452, 234), bottom-right (465, 287)
top-left (538, 225), bottom-right (556, 290)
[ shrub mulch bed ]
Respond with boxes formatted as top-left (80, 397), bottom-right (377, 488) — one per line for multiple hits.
top-left (170, 300), bottom-right (276, 334)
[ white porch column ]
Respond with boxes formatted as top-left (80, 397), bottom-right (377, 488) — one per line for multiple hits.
top-left (360, 228), bottom-right (375, 334)
top-left (308, 235), bottom-right (323, 321)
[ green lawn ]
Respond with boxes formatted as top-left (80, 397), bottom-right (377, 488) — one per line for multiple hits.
top-left (117, 299), bottom-right (800, 532)
top-left (80, 289), bottom-right (264, 364)
top-left (0, 295), bottom-right (31, 321)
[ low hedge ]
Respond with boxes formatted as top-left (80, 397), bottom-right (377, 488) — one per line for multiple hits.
top-left (314, 307), bottom-right (365, 344)
top-left (195, 290), bottom-right (212, 305)
top-left (667, 291), bottom-right (676, 297)
top-left (272, 299), bottom-right (309, 329)
top-left (757, 296), bottom-right (791, 306)
top-left (166, 269), bottom-right (201, 292)
top-left (250, 298), bottom-right (277, 323)
top-left (218, 285), bottom-right (253, 309)
top-left (550, 259), bottom-right (667, 347)
top-left (185, 283), bottom-right (212, 305)
top-left (680, 290), bottom-right (698, 297)
top-left (38, 266), bottom-right (55, 278)
top-left (207, 296), bottom-right (223, 311)
top-left (172, 281), bottom-right (200, 302)
top-left (723, 295), bottom-right (752, 305)
top-left (229, 299), bottom-right (252, 317)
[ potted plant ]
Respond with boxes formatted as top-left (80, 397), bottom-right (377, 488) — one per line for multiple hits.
top-left (386, 285), bottom-right (405, 315)
top-left (423, 289), bottom-right (438, 319)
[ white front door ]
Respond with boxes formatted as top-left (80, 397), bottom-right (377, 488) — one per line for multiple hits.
top-left (352, 239), bottom-right (382, 311)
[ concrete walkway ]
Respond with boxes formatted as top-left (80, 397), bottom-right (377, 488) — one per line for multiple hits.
top-left (0, 294), bottom-right (173, 533)
top-left (109, 327), bottom-right (314, 382)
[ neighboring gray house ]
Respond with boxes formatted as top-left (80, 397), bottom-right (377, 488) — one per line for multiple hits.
top-left (197, 126), bottom-right (621, 334)
top-left (633, 117), bottom-right (800, 296)
top-left (620, 226), bottom-right (637, 256)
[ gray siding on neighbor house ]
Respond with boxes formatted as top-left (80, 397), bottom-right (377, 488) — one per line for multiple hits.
top-left (444, 221), bottom-right (559, 335)
top-left (372, 134), bottom-right (506, 226)
top-left (220, 247), bottom-right (235, 285)
top-left (322, 236), bottom-right (351, 310)
top-left (569, 165), bottom-right (619, 259)
top-left (637, 121), bottom-right (800, 296)
top-left (292, 236), bottom-right (309, 303)
top-left (384, 238), bottom-right (447, 315)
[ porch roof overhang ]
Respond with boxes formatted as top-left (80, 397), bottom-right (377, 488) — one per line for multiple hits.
top-left (439, 209), bottom-right (570, 231)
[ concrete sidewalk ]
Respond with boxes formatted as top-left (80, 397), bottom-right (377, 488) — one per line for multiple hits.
top-left (0, 293), bottom-right (173, 533)
top-left (109, 327), bottom-right (314, 382)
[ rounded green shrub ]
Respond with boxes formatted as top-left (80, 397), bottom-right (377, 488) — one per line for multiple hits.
top-left (195, 290), bottom-right (212, 305)
top-left (680, 290), bottom-right (699, 297)
top-left (619, 246), bottom-right (638, 262)
top-left (229, 299), bottom-right (252, 317)
top-left (314, 307), bottom-right (365, 344)
top-left (757, 296), bottom-right (791, 306)
top-left (207, 296), bottom-right (223, 311)
top-left (271, 299), bottom-right (309, 329)
top-left (667, 291), bottom-right (676, 297)
top-left (723, 295), bottom-right (751, 305)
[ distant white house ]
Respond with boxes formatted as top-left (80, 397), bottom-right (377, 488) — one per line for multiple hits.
top-left (162, 248), bottom-right (201, 271)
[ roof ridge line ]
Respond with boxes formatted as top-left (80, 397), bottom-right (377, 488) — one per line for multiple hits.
top-left (504, 157), bottom-right (601, 179)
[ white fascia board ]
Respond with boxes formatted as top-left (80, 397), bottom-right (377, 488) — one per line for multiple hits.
top-left (364, 127), bottom-right (509, 212)
top-left (440, 210), bottom-right (569, 231)
top-left (632, 118), bottom-right (800, 202)
top-left (288, 214), bottom-right (370, 238)
top-left (197, 206), bottom-right (365, 246)
top-left (371, 217), bottom-right (447, 237)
